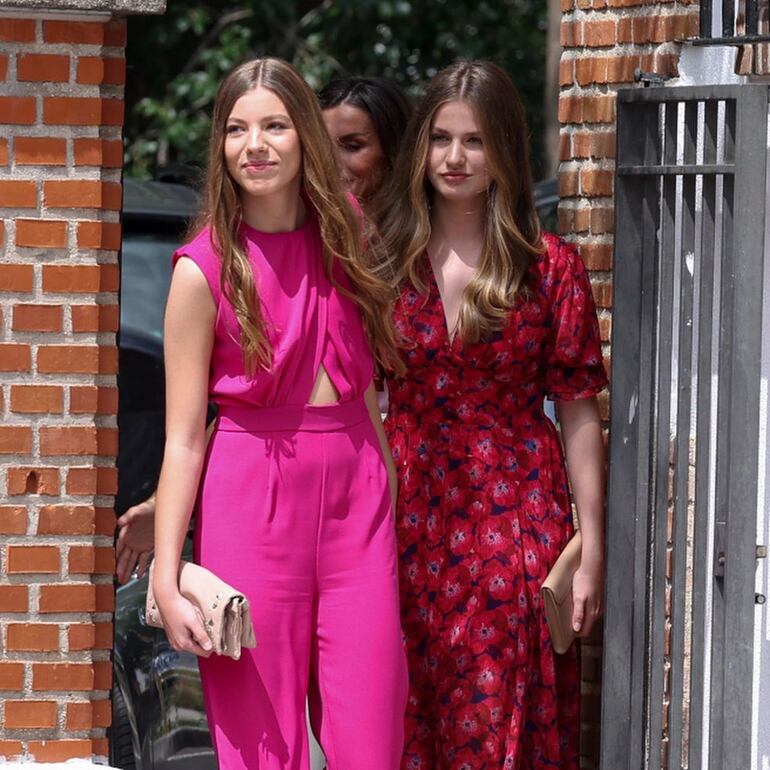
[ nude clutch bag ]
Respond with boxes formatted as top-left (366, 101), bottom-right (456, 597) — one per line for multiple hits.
top-left (145, 560), bottom-right (257, 660)
top-left (540, 531), bottom-right (582, 654)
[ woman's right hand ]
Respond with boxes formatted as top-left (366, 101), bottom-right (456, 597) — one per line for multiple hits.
top-left (115, 495), bottom-right (157, 584)
top-left (155, 590), bottom-right (214, 658)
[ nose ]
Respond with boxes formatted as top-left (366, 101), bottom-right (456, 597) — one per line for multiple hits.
top-left (446, 139), bottom-right (464, 166)
top-left (246, 127), bottom-right (266, 152)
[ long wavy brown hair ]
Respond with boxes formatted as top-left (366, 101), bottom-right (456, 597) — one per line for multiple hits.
top-left (192, 57), bottom-right (402, 375)
top-left (376, 60), bottom-right (543, 345)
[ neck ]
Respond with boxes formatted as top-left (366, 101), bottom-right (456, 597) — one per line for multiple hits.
top-left (429, 193), bottom-right (486, 262)
top-left (240, 180), bottom-right (305, 233)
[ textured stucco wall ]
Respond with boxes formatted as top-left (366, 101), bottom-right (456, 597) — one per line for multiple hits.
top-left (0, 0), bottom-right (164, 14)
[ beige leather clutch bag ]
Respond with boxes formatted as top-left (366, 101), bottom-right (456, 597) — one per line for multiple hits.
top-left (146, 560), bottom-right (257, 660)
top-left (540, 531), bottom-right (582, 654)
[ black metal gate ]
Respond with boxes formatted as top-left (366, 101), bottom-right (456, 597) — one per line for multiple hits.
top-left (601, 85), bottom-right (769, 770)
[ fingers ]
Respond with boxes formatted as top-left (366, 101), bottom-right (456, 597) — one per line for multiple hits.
top-left (191, 624), bottom-right (214, 656)
top-left (115, 546), bottom-right (137, 585)
top-left (170, 625), bottom-right (213, 658)
top-left (136, 551), bottom-right (151, 580)
top-left (115, 533), bottom-right (151, 584)
top-left (575, 599), bottom-right (603, 638)
top-left (116, 503), bottom-right (156, 554)
top-left (572, 595), bottom-right (585, 634)
top-left (115, 510), bottom-right (133, 528)
top-left (115, 527), bottom-right (128, 562)
top-left (577, 610), bottom-right (600, 638)
top-left (161, 599), bottom-right (214, 658)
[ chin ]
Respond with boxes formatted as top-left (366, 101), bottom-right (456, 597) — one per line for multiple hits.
top-left (239, 178), bottom-right (283, 196)
top-left (438, 186), bottom-right (480, 202)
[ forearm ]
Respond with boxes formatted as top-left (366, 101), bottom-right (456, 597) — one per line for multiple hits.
top-left (152, 257), bottom-right (215, 600)
top-left (152, 439), bottom-right (206, 597)
top-left (556, 397), bottom-right (606, 562)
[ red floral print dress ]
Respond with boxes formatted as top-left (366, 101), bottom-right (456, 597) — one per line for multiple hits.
top-left (385, 234), bottom-right (608, 770)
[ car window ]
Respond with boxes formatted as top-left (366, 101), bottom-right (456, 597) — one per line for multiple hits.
top-left (537, 199), bottom-right (559, 234)
top-left (120, 233), bottom-right (179, 358)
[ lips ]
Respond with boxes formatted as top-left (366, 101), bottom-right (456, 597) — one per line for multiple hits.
top-left (441, 173), bottom-right (470, 182)
top-left (243, 161), bottom-right (276, 172)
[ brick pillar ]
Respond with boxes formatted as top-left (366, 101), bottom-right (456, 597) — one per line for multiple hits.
top-left (0, 6), bottom-right (143, 762)
top-left (557, 0), bottom-right (698, 767)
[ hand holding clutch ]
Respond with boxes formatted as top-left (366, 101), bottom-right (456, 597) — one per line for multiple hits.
top-left (146, 560), bottom-right (257, 660)
top-left (540, 532), bottom-right (582, 654)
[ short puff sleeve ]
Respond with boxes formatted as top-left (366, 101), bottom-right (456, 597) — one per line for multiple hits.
top-left (542, 236), bottom-right (608, 401)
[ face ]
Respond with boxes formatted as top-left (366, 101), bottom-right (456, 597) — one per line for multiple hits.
top-left (426, 100), bottom-right (490, 202)
top-left (323, 103), bottom-right (386, 200)
top-left (224, 86), bottom-right (302, 200)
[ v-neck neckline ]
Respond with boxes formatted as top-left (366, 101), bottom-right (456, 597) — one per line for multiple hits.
top-left (425, 253), bottom-right (462, 347)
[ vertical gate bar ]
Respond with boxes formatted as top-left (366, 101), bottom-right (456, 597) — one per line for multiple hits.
top-left (647, 183), bottom-right (673, 770)
top-left (638, 175), bottom-right (662, 770)
top-left (648, 101), bottom-right (677, 770)
top-left (641, 102), bottom-right (665, 770)
top-left (719, 86), bottom-right (767, 770)
top-left (601, 99), bottom-right (660, 770)
top-left (708, 168), bottom-right (732, 769)
top-left (664, 100), bottom-right (678, 167)
top-left (668, 100), bottom-right (699, 769)
top-left (688, 98), bottom-right (719, 770)
top-left (723, 98), bottom-right (736, 164)
top-left (746, 0), bottom-right (758, 36)
top-left (703, 100), bottom-right (719, 166)
top-left (709, 96), bottom-right (736, 768)
top-left (683, 100), bottom-right (698, 167)
top-left (700, 0), bottom-right (714, 38)
top-left (722, 0), bottom-right (736, 39)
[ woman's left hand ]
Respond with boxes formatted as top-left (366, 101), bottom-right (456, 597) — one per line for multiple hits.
top-left (388, 472), bottom-right (398, 516)
top-left (571, 556), bottom-right (604, 637)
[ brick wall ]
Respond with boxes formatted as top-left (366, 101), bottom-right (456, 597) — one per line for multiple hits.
top-left (0, 14), bottom-right (125, 763)
top-left (557, 0), bottom-right (699, 766)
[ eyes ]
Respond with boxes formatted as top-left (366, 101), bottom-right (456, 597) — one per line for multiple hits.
top-left (225, 120), bottom-right (291, 135)
top-left (430, 132), bottom-right (483, 147)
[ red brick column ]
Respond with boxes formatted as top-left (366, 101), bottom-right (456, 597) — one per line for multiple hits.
top-left (0, 14), bottom-right (125, 763)
top-left (557, 0), bottom-right (698, 766)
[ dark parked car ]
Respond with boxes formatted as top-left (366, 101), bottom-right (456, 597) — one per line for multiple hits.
top-left (109, 176), bottom-right (560, 770)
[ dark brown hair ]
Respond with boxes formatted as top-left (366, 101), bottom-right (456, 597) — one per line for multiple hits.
top-left (318, 76), bottom-right (412, 179)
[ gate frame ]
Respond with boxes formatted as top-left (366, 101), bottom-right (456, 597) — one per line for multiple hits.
top-left (600, 84), bottom-right (768, 770)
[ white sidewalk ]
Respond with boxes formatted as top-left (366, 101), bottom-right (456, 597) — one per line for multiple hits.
top-left (0, 762), bottom-right (118, 769)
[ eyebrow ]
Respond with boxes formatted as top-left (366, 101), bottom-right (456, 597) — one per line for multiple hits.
top-left (431, 126), bottom-right (481, 137)
top-left (338, 131), bottom-right (372, 140)
top-left (226, 113), bottom-right (292, 123)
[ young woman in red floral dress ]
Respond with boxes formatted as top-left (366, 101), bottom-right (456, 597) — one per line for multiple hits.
top-left (378, 61), bottom-right (608, 770)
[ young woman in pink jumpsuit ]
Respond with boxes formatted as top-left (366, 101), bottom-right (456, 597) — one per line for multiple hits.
top-left (151, 58), bottom-right (408, 770)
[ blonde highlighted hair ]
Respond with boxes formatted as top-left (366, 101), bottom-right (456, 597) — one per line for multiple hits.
top-left (192, 57), bottom-right (402, 375)
top-left (377, 60), bottom-right (544, 345)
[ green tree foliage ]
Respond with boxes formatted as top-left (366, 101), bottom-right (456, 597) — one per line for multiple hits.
top-left (125, 0), bottom-right (547, 179)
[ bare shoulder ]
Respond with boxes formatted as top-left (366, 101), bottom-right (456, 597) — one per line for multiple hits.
top-left (166, 257), bottom-right (216, 323)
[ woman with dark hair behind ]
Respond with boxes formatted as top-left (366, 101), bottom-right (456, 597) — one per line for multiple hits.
top-left (379, 60), bottom-right (607, 769)
top-left (319, 76), bottom-right (412, 207)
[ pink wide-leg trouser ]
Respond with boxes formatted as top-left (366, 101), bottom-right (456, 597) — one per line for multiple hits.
top-left (194, 399), bottom-right (408, 770)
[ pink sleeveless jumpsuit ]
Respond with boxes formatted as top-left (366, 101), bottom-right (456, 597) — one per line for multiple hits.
top-left (171, 206), bottom-right (408, 770)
